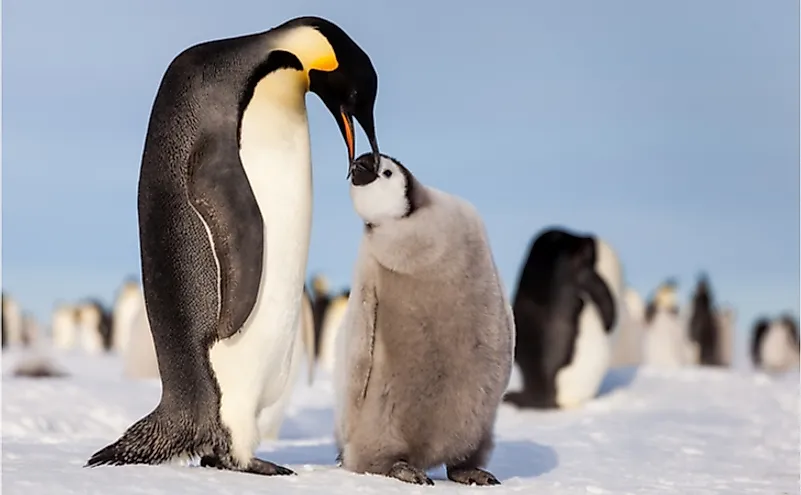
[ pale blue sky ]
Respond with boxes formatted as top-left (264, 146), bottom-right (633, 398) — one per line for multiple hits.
top-left (2, 1), bottom-right (798, 351)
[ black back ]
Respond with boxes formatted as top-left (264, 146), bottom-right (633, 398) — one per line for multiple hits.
top-left (687, 274), bottom-right (722, 366)
top-left (750, 317), bottom-right (771, 367)
top-left (506, 227), bottom-right (616, 409)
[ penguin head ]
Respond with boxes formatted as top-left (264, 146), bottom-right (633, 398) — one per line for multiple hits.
top-left (311, 274), bottom-right (330, 296)
top-left (349, 153), bottom-right (418, 227)
top-left (275, 16), bottom-right (380, 165)
top-left (653, 280), bottom-right (678, 313)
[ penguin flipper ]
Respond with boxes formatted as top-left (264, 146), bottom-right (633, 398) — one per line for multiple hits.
top-left (188, 136), bottom-right (265, 340)
top-left (580, 270), bottom-right (616, 333)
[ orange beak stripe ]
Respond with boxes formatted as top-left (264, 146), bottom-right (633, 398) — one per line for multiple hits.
top-left (341, 110), bottom-right (355, 163)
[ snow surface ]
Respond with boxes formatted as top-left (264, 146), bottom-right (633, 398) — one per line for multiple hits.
top-left (2, 348), bottom-right (799, 494)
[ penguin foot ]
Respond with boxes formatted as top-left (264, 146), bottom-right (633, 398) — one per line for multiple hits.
top-left (447, 466), bottom-right (501, 486)
top-left (502, 391), bottom-right (535, 408)
top-left (386, 460), bottom-right (434, 486)
top-left (503, 391), bottom-right (554, 409)
top-left (200, 455), bottom-right (295, 476)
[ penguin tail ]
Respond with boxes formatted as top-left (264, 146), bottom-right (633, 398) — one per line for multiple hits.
top-left (85, 411), bottom-right (190, 468)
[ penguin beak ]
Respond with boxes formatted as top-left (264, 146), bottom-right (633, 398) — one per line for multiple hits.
top-left (338, 106), bottom-right (381, 179)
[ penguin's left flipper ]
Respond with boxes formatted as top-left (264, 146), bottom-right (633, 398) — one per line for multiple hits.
top-left (188, 136), bottom-right (265, 340)
top-left (200, 455), bottom-right (295, 476)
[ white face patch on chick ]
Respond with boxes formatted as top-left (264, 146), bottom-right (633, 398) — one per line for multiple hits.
top-left (349, 154), bottom-right (411, 226)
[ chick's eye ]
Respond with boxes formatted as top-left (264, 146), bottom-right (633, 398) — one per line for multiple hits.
top-left (382, 169), bottom-right (393, 178)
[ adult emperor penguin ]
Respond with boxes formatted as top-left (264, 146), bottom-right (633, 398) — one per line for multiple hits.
top-left (610, 287), bottom-right (645, 367)
top-left (751, 314), bottom-right (800, 373)
top-left (335, 153), bottom-right (513, 486)
top-left (686, 274), bottom-right (725, 366)
top-left (642, 280), bottom-right (692, 367)
top-left (86, 16), bottom-right (381, 476)
top-left (503, 227), bottom-right (619, 410)
top-left (111, 277), bottom-right (144, 353)
top-left (2, 293), bottom-right (24, 349)
top-left (51, 303), bottom-right (80, 351)
top-left (122, 284), bottom-right (160, 380)
top-left (76, 300), bottom-right (113, 354)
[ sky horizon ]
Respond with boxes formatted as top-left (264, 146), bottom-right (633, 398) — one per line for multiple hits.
top-left (2, 1), bottom-right (799, 352)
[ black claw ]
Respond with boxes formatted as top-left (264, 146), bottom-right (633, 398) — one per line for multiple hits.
top-left (247, 458), bottom-right (296, 476)
top-left (199, 455), bottom-right (294, 476)
top-left (387, 460), bottom-right (434, 486)
top-left (447, 467), bottom-right (501, 486)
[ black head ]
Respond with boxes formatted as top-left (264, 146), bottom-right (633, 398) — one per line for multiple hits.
top-left (277, 16), bottom-right (380, 166)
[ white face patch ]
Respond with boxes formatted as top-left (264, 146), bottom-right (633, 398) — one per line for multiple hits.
top-left (349, 156), bottom-right (409, 226)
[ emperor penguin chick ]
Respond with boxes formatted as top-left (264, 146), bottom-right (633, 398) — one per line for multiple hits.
top-left (334, 153), bottom-right (515, 487)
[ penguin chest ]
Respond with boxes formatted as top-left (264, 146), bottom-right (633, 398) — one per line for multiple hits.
top-left (208, 107), bottom-right (313, 409)
top-left (760, 325), bottom-right (793, 371)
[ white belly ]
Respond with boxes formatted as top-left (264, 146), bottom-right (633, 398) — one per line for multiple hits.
top-left (51, 311), bottom-right (77, 350)
top-left (643, 311), bottom-right (687, 367)
top-left (80, 324), bottom-right (104, 354)
top-left (207, 74), bottom-right (313, 465)
top-left (555, 302), bottom-right (611, 408)
top-left (760, 324), bottom-right (796, 371)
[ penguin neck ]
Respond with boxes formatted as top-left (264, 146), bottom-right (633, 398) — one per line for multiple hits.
top-left (239, 67), bottom-right (313, 231)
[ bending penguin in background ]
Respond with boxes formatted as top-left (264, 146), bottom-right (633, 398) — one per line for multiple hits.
top-left (751, 314), bottom-right (800, 373)
top-left (85, 16), bottom-right (382, 476)
top-left (335, 153), bottom-right (513, 486)
top-left (504, 226), bottom-right (618, 410)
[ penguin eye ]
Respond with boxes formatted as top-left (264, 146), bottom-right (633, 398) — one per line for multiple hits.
top-left (382, 169), bottom-right (393, 178)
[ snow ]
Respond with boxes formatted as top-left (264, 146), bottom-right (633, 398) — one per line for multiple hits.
top-left (2, 348), bottom-right (799, 494)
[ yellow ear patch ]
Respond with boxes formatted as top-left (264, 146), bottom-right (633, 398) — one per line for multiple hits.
top-left (273, 25), bottom-right (340, 74)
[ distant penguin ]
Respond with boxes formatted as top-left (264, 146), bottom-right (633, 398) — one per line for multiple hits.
top-left (751, 314), bottom-right (800, 373)
top-left (715, 306), bottom-right (736, 366)
top-left (112, 277), bottom-right (145, 353)
top-left (504, 227), bottom-right (618, 410)
top-left (20, 313), bottom-right (40, 347)
top-left (51, 303), bottom-right (80, 351)
top-left (76, 301), bottom-right (113, 354)
top-left (610, 287), bottom-right (646, 367)
top-left (642, 281), bottom-right (691, 367)
top-left (122, 287), bottom-right (160, 380)
top-left (317, 288), bottom-right (349, 374)
top-left (86, 16), bottom-right (382, 475)
top-left (309, 274), bottom-right (332, 358)
top-left (687, 275), bottom-right (725, 366)
top-left (2, 293), bottom-right (24, 348)
top-left (335, 153), bottom-right (513, 486)
top-left (257, 287), bottom-right (316, 441)
top-left (300, 284), bottom-right (317, 384)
